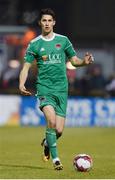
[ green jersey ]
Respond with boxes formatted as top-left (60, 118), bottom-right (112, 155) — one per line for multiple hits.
top-left (24, 33), bottom-right (76, 95)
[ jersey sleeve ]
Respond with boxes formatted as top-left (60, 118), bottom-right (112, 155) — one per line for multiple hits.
top-left (24, 42), bottom-right (37, 63)
top-left (65, 37), bottom-right (76, 59)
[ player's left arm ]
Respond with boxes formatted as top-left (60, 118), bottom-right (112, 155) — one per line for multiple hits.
top-left (70, 52), bottom-right (94, 67)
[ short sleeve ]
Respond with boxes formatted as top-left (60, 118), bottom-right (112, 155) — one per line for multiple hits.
top-left (24, 42), bottom-right (36, 63)
top-left (65, 37), bottom-right (76, 59)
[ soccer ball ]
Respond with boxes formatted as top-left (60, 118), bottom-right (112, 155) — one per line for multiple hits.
top-left (73, 154), bottom-right (93, 172)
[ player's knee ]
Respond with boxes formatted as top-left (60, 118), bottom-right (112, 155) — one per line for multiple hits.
top-left (48, 121), bottom-right (56, 129)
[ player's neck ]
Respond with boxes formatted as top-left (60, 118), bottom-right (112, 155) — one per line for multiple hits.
top-left (42, 31), bottom-right (54, 39)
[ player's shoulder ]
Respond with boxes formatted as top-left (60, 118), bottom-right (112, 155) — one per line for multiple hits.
top-left (55, 33), bottom-right (68, 40)
top-left (30, 35), bottom-right (42, 44)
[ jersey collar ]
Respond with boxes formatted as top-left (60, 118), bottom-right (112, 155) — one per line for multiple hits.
top-left (41, 33), bottom-right (55, 41)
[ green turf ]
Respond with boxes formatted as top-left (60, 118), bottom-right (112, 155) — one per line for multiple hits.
top-left (0, 126), bottom-right (115, 179)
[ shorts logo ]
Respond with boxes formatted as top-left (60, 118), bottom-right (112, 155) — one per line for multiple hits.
top-left (39, 97), bottom-right (46, 102)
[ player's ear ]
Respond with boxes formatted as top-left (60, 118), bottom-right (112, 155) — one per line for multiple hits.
top-left (53, 20), bottom-right (56, 26)
top-left (38, 20), bottom-right (41, 27)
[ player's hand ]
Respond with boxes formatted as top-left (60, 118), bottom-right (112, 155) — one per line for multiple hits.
top-left (83, 52), bottom-right (94, 65)
top-left (19, 85), bottom-right (32, 96)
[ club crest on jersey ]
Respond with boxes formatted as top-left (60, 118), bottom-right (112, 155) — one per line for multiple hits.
top-left (55, 44), bottom-right (61, 50)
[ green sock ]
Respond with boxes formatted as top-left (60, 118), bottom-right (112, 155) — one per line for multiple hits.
top-left (46, 128), bottom-right (58, 160)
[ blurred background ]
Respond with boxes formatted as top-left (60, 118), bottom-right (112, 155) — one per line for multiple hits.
top-left (1, 2), bottom-right (115, 178)
top-left (0, 0), bottom-right (115, 126)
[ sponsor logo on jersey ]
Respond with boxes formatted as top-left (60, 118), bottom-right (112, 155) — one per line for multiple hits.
top-left (55, 44), bottom-right (61, 50)
top-left (43, 53), bottom-right (62, 64)
top-left (49, 54), bottom-right (61, 61)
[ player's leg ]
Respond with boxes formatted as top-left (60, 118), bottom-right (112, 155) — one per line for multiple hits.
top-left (51, 92), bottom-right (67, 169)
top-left (50, 115), bottom-right (65, 170)
top-left (39, 95), bottom-right (56, 161)
top-left (41, 116), bottom-right (64, 163)
top-left (41, 92), bottom-right (66, 145)
top-left (41, 105), bottom-right (56, 161)
top-left (42, 105), bottom-right (63, 170)
top-left (41, 115), bottom-right (65, 164)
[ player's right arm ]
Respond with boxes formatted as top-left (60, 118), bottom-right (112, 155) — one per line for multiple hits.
top-left (19, 62), bottom-right (32, 95)
top-left (19, 40), bottom-right (36, 95)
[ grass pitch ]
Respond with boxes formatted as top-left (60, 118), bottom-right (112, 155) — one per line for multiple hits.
top-left (0, 126), bottom-right (115, 179)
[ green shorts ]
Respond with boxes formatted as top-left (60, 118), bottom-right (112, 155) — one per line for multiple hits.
top-left (38, 93), bottom-right (68, 117)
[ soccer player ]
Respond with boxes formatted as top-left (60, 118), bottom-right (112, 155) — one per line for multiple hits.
top-left (19, 8), bottom-right (94, 170)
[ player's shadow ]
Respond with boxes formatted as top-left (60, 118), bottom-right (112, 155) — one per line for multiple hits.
top-left (0, 163), bottom-right (48, 170)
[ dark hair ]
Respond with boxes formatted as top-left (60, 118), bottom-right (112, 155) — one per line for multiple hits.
top-left (39, 8), bottom-right (56, 20)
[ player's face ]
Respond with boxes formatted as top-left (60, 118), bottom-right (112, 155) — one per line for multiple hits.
top-left (39, 15), bottom-right (55, 34)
